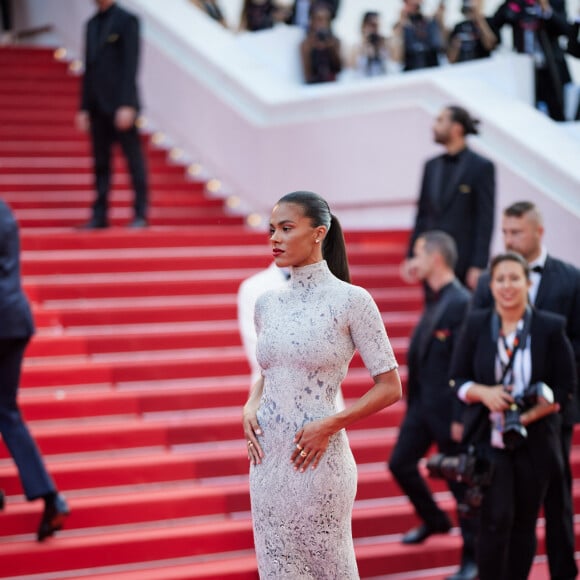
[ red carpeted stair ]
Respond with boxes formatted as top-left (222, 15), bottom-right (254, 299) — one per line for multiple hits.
top-left (0, 45), bottom-right (577, 579)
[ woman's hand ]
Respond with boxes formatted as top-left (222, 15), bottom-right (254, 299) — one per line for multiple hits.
top-left (478, 385), bottom-right (514, 412)
top-left (242, 400), bottom-right (263, 466)
top-left (291, 418), bottom-right (332, 472)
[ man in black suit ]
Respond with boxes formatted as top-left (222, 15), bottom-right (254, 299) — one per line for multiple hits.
top-left (0, 199), bottom-right (70, 541)
top-left (389, 231), bottom-right (477, 580)
top-left (76, 0), bottom-right (148, 229)
top-left (472, 201), bottom-right (580, 580)
top-left (401, 106), bottom-right (496, 291)
top-left (491, 0), bottom-right (571, 121)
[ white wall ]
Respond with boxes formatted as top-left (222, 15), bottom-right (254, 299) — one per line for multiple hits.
top-left (15, 0), bottom-right (580, 268)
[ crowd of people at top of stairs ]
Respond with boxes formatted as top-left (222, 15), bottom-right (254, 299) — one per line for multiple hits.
top-left (191, 0), bottom-right (580, 121)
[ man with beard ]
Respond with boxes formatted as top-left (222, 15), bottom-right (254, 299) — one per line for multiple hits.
top-left (401, 105), bottom-right (496, 291)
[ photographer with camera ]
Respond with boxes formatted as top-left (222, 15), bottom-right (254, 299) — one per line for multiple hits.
top-left (448, 0), bottom-right (497, 63)
top-left (300, 1), bottom-right (342, 84)
top-left (490, 0), bottom-right (571, 120)
top-left (389, 231), bottom-right (477, 580)
top-left (471, 201), bottom-right (580, 580)
top-left (348, 11), bottom-right (389, 78)
top-left (391, 0), bottom-right (446, 71)
top-left (449, 252), bottom-right (576, 580)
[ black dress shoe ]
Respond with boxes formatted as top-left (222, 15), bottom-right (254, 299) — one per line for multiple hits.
top-left (401, 522), bottom-right (452, 544)
top-left (37, 493), bottom-right (70, 542)
top-left (128, 217), bottom-right (147, 229)
top-left (445, 559), bottom-right (478, 580)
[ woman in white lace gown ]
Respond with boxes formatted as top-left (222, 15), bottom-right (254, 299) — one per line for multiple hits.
top-left (242, 191), bottom-right (402, 579)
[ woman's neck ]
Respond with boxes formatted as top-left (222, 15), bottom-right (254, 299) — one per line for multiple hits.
top-left (497, 305), bottom-right (526, 334)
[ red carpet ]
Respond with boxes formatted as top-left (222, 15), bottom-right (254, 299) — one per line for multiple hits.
top-left (0, 45), bottom-right (576, 579)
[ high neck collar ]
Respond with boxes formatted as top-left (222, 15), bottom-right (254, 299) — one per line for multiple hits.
top-left (290, 260), bottom-right (332, 290)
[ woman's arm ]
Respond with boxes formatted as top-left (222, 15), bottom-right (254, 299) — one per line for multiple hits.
top-left (290, 369), bottom-right (402, 472)
top-left (242, 376), bottom-right (265, 465)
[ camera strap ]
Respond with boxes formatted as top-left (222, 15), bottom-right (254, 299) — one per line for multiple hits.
top-left (491, 305), bottom-right (533, 385)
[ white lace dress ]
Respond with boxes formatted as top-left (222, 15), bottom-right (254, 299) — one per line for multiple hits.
top-left (250, 260), bottom-right (398, 579)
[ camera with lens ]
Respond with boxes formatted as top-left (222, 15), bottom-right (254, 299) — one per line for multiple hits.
top-left (426, 446), bottom-right (494, 517)
top-left (502, 382), bottom-right (553, 451)
top-left (368, 32), bottom-right (381, 46)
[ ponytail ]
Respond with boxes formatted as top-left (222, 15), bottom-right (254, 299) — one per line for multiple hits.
top-left (323, 214), bottom-right (351, 283)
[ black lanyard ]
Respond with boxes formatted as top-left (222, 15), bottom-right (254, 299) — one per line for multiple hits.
top-left (491, 306), bottom-right (532, 385)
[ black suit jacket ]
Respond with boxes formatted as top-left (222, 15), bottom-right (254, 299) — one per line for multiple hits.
top-left (407, 279), bottom-right (470, 422)
top-left (450, 308), bottom-right (576, 446)
top-left (408, 147), bottom-right (496, 283)
top-left (81, 3), bottom-right (141, 115)
top-left (472, 255), bottom-right (580, 424)
top-left (568, 21), bottom-right (580, 119)
top-left (0, 200), bottom-right (34, 339)
top-left (568, 20), bottom-right (580, 57)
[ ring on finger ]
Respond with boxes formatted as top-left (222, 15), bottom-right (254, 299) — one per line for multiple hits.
top-left (296, 443), bottom-right (303, 451)
top-left (247, 441), bottom-right (254, 447)
top-left (300, 450), bottom-right (308, 458)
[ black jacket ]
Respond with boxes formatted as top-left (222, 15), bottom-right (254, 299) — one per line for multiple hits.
top-left (81, 3), bottom-right (141, 115)
top-left (567, 21), bottom-right (580, 119)
top-left (0, 200), bottom-right (34, 339)
top-left (568, 20), bottom-right (580, 58)
top-left (406, 279), bottom-right (471, 421)
top-left (408, 147), bottom-right (496, 283)
top-left (450, 307), bottom-right (576, 445)
top-left (472, 255), bottom-right (580, 424)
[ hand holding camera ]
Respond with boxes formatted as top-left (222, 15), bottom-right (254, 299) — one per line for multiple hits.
top-left (479, 384), bottom-right (514, 413)
top-left (503, 382), bottom-right (557, 450)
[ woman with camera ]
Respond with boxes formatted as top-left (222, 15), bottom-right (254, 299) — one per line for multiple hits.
top-left (300, 2), bottom-right (342, 84)
top-left (449, 252), bottom-right (576, 580)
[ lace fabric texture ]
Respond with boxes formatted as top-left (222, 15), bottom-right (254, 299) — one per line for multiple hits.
top-left (250, 260), bottom-right (398, 579)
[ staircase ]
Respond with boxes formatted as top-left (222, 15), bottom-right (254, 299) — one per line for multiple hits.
top-left (0, 45), bottom-right (576, 579)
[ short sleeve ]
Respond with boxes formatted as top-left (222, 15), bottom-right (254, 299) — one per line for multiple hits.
top-left (348, 286), bottom-right (398, 377)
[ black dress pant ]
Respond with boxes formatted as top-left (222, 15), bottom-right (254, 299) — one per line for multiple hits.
top-left (544, 424), bottom-right (577, 580)
top-left (477, 430), bottom-right (560, 580)
top-left (0, 0), bottom-right (12, 31)
top-left (535, 67), bottom-right (565, 121)
top-left (389, 403), bottom-right (476, 561)
top-left (0, 338), bottom-right (55, 500)
top-left (89, 110), bottom-right (148, 226)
